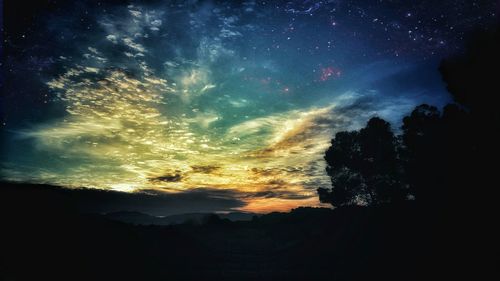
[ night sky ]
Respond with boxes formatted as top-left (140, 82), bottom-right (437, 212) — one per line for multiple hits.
top-left (1, 0), bottom-right (497, 214)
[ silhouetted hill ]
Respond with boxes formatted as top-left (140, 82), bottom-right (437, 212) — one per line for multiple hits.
top-left (103, 210), bottom-right (256, 225)
top-left (0, 181), bottom-right (438, 281)
top-left (103, 211), bottom-right (165, 225)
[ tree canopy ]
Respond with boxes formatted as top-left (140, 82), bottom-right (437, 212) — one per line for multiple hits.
top-left (319, 27), bottom-right (500, 209)
top-left (320, 117), bottom-right (406, 207)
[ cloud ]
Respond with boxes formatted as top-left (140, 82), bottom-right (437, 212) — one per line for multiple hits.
top-left (220, 28), bottom-right (242, 38)
top-left (149, 173), bottom-right (183, 183)
top-left (123, 37), bottom-right (147, 53)
top-left (191, 165), bottom-right (221, 174)
top-left (2, 183), bottom-right (246, 216)
top-left (226, 105), bottom-right (341, 156)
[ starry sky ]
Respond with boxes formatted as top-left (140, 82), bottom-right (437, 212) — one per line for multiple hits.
top-left (1, 0), bottom-right (497, 214)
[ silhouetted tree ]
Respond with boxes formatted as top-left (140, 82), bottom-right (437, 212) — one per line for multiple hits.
top-left (400, 104), bottom-right (443, 203)
top-left (319, 131), bottom-right (363, 206)
top-left (439, 27), bottom-right (500, 202)
top-left (319, 117), bottom-right (406, 207)
top-left (436, 28), bottom-right (499, 279)
top-left (358, 118), bottom-right (406, 203)
top-left (440, 28), bottom-right (500, 125)
top-left (316, 26), bottom-right (499, 280)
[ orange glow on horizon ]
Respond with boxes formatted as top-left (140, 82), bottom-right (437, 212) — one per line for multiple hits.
top-left (238, 196), bottom-right (331, 214)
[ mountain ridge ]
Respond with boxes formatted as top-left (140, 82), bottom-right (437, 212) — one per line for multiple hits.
top-left (102, 210), bottom-right (258, 225)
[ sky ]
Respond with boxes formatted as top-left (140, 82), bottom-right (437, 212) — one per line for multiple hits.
top-left (1, 0), bottom-right (497, 214)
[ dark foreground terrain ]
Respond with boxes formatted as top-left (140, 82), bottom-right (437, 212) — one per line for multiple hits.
top-left (0, 182), bottom-right (491, 281)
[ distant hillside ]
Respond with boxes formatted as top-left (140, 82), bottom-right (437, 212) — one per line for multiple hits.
top-left (0, 181), bottom-right (485, 281)
top-left (103, 210), bottom-right (257, 225)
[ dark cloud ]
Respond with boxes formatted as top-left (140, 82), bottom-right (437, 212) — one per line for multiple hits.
top-left (250, 167), bottom-right (281, 177)
top-left (149, 173), bottom-right (183, 183)
top-left (249, 190), bottom-right (313, 200)
top-left (267, 179), bottom-right (287, 186)
top-left (191, 165), bottom-right (220, 174)
top-left (1, 182), bottom-right (245, 216)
